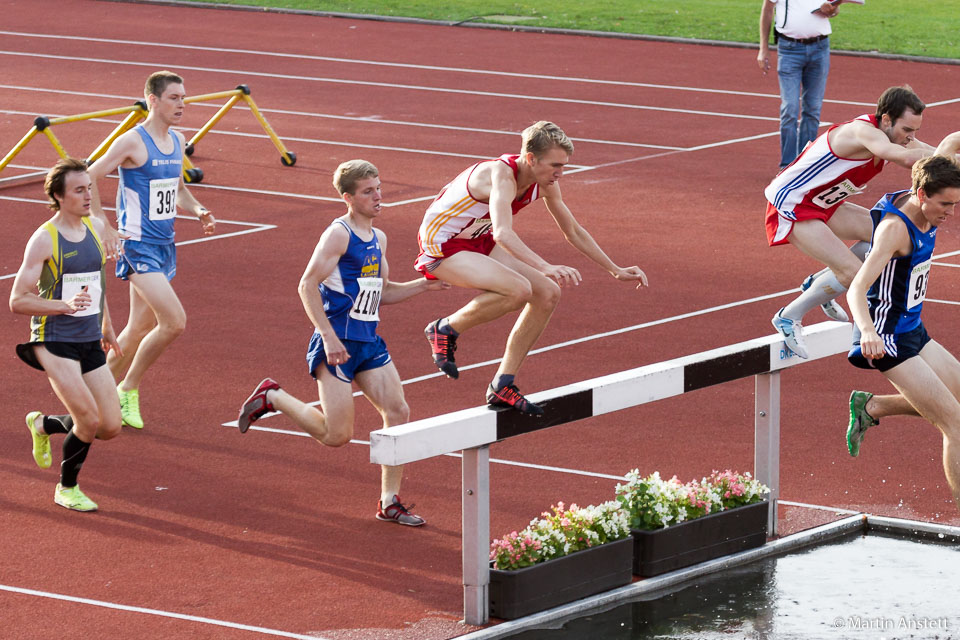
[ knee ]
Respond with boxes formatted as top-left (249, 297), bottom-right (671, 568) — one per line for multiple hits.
top-left (72, 409), bottom-right (101, 439)
top-left (321, 425), bottom-right (352, 448)
top-left (504, 280), bottom-right (534, 310)
top-left (384, 401), bottom-right (410, 427)
top-left (535, 279), bottom-right (562, 309)
top-left (159, 314), bottom-right (186, 339)
top-left (97, 420), bottom-right (122, 440)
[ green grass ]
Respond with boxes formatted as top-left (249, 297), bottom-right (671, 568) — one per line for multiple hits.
top-left (189, 0), bottom-right (960, 60)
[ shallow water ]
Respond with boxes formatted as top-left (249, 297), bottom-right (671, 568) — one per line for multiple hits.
top-left (502, 533), bottom-right (959, 639)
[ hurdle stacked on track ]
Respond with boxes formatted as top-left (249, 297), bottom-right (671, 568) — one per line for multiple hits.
top-left (0, 84), bottom-right (295, 188)
top-left (369, 321), bottom-right (854, 625)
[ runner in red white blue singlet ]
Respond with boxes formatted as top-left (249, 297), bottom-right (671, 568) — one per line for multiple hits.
top-left (416, 122), bottom-right (648, 415)
top-left (764, 86), bottom-right (936, 361)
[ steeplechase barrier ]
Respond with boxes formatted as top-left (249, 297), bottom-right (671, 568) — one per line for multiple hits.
top-left (0, 84), bottom-right (295, 188)
top-left (369, 321), bottom-right (853, 625)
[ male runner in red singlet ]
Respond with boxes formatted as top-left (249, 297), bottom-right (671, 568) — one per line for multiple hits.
top-left (416, 121), bottom-right (648, 414)
top-left (765, 86), bottom-right (938, 359)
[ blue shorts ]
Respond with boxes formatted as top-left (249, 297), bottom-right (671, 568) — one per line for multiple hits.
top-left (848, 322), bottom-right (931, 372)
top-left (116, 240), bottom-right (176, 281)
top-left (306, 333), bottom-right (391, 382)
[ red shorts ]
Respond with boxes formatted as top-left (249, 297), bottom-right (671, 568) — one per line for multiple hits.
top-left (414, 234), bottom-right (496, 278)
top-left (765, 201), bottom-right (836, 246)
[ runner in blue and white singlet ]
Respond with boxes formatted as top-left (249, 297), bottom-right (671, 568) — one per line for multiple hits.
top-left (864, 190), bottom-right (936, 339)
top-left (318, 218), bottom-right (383, 342)
top-left (115, 124), bottom-right (181, 243)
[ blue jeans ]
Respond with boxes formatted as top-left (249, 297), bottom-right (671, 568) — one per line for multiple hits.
top-left (777, 37), bottom-right (830, 168)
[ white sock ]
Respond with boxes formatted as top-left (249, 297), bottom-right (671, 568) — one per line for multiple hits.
top-left (783, 271), bottom-right (847, 320)
top-left (381, 493), bottom-right (398, 508)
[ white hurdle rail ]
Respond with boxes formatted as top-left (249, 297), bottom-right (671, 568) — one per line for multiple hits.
top-left (370, 321), bottom-right (853, 625)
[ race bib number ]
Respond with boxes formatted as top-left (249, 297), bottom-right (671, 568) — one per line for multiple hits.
top-left (148, 177), bottom-right (179, 221)
top-left (812, 179), bottom-right (862, 209)
top-left (907, 259), bottom-right (931, 309)
top-left (61, 271), bottom-right (102, 318)
top-left (350, 277), bottom-right (382, 322)
top-left (456, 216), bottom-right (493, 241)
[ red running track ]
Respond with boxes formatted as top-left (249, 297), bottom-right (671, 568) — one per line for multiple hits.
top-left (1, 1), bottom-right (960, 638)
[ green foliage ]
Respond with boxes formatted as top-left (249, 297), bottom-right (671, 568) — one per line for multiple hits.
top-left (191, 0), bottom-right (959, 59)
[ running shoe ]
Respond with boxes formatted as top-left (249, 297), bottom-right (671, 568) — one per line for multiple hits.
top-left (771, 308), bottom-right (809, 359)
top-left (25, 411), bottom-right (51, 469)
top-left (118, 387), bottom-right (143, 429)
top-left (847, 390), bottom-right (879, 458)
top-left (238, 378), bottom-right (281, 433)
top-left (425, 320), bottom-right (459, 379)
top-left (376, 495), bottom-right (426, 526)
top-left (800, 273), bottom-right (850, 322)
top-left (486, 383), bottom-right (544, 416)
top-left (54, 483), bottom-right (98, 512)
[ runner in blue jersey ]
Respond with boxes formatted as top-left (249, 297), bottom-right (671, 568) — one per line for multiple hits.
top-left (844, 139), bottom-right (960, 512)
top-left (88, 71), bottom-right (216, 430)
top-left (10, 159), bottom-right (123, 512)
top-left (237, 160), bottom-right (448, 526)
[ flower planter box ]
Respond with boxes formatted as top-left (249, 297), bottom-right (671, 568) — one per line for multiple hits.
top-left (488, 537), bottom-right (634, 620)
top-left (630, 501), bottom-right (768, 577)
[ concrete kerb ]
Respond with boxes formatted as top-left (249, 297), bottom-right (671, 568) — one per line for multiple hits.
top-left (99, 0), bottom-right (960, 67)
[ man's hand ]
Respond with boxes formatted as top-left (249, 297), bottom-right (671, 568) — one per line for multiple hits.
top-left (859, 329), bottom-right (886, 360)
top-left (757, 49), bottom-right (771, 75)
top-left (543, 264), bottom-right (582, 287)
top-left (100, 225), bottom-right (126, 260)
top-left (613, 266), bottom-right (649, 290)
top-left (199, 210), bottom-right (216, 236)
top-left (322, 334), bottom-right (350, 366)
top-left (64, 290), bottom-right (92, 314)
top-left (101, 323), bottom-right (123, 358)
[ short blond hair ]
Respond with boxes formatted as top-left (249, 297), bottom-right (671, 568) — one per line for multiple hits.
top-left (332, 159), bottom-right (379, 195)
top-left (521, 121), bottom-right (574, 158)
top-left (144, 70), bottom-right (183, 100)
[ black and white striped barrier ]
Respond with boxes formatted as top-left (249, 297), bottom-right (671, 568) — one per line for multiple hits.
top-left (370, 321), bottom-right (853, 625)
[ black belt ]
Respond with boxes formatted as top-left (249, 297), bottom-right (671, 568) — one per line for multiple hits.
top-left (776, 32), bottom-right (829, 44)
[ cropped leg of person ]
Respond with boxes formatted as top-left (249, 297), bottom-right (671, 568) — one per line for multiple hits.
top-left (797, 38), bottom-right (830, 153)
top-left (776, 40), bottom-right (804, 168)
top-left (882, 342), bottom-right (960, 508)
top-left (108, 283), bottom-right (158, 381)
top-left (115, 272), bottom-right (186, 428)
top-left (774, 205), bottom-right (873, 357)
top-left (34, 347), bottom-right (122, 511)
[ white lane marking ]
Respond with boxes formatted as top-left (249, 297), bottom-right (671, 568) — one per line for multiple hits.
top-left (0, 585), bottom-right (331, 640)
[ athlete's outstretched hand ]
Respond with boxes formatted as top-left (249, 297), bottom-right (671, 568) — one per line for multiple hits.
top-left (613, 266), bottom-right (649, 290)
top-left (100, 225), bottom-right (129, 260)
top-left (199, 210), bottom-right (217, 236)
top-left (543, 264), bottom-right (582, 287)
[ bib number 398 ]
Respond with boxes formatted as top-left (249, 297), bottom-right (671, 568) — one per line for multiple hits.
top-left (350, 277), bottom-right (383, 322)
top-left (148, 177), bottom-right (179, 221)
top-left (907, 260), bottom-right (931, 309)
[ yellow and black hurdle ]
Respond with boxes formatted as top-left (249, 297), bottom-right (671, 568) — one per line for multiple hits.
top-left (0, 84), bottom-right (295, 188)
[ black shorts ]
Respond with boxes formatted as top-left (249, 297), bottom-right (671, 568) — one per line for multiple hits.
top-left (16, 340), bottom-right (107, 374)
top-left (847, 323), bottom-right (931, 372)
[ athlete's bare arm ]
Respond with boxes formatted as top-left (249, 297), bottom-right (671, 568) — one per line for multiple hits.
top-left (298, 222), bottom-right (351, 363)
top-left (9, 227), bottom-right (91, 316)
top-left (86, 131), bottom-right (147, 258)
top-left (846, 216), bottom-right (912, 360)
top-left (832, 120), bottom-right (929, 169)
top-left (541, 182), bottom-right (648, 289)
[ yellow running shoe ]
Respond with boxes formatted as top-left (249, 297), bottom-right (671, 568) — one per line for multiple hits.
top-left (25, 411), bottom-right (51, 469)
top-left (54, 483), bottom-right (98, 512)
top-left (118, 386), bottom-right (144, 429)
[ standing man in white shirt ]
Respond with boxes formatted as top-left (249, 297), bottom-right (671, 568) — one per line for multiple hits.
top-left (758, 0), bottom-right (840, 169)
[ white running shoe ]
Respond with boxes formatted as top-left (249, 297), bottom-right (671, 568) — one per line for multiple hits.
top-left (772, 308), bottom-right (809, 359)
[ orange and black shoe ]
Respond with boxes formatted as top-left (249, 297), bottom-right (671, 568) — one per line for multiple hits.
top-left (424, 319), bottom-right (459, 379)
top-left (486, 383), bottom-right (544, 416)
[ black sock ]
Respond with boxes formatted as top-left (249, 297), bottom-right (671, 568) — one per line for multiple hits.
top-left (438, 318), bottom-right (459, 337)
top-left (43, 415), bottom-right (73, 435)
top-left (493, 374), bottom-right (515, 390)
top-left (60, 431), bottom-right (91, 488)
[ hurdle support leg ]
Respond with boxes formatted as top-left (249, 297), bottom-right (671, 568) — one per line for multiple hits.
top-left (462, 445), bottom-right (491, 626)
top-left (754, 371), bottom-right (781, 536)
